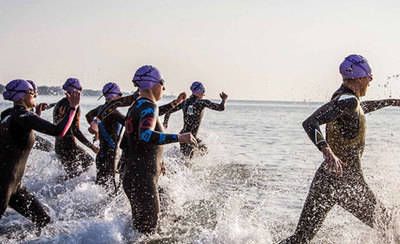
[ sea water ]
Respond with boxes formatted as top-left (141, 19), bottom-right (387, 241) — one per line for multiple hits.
top-left (1, 96), bottom-right (400, 243)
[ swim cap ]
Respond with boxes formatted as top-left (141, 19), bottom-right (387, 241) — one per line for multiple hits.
top-left (190, 81), bottom-right (205, 95)
top-left (100, 82), bottom-right (122, 100)
top-left (62, 78), bottom-right (82, 93)
top-left (132, 65), bottom-right (164, 90)
top-left (3, 79), bottom-right (35, 102)
top-left (27, 80), bottom-right (37, 93)
top-left (339, 54), bottom-right (372, 80)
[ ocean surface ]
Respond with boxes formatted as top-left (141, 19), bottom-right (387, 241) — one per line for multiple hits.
top-left (1, 95), bottom-right (400, 244)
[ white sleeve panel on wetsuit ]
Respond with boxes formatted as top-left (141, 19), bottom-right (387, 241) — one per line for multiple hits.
top-left (302, 95), bottom-right (358, 150)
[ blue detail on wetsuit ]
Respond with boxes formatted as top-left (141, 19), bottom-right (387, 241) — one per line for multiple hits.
top-left (135, 99), bottom-right (147, 109)
top-left (159, 134), bottom-right (166, 144)
top-left (140, 129), bottom-right (153, 142)
top-left (140, 108), bottom-right (154, 118)
top-left (98, 122), bottom-right (116, 149)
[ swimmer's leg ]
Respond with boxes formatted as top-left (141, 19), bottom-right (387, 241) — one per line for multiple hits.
top-left (0, 187), bottom-right (13, 218)
top-left (339, 175), bottom-right (389, 229)
top-left (95, 150), bottom-right (115, 189)
top-left (58, 152), bottom-right (79, 179)
top-left (280, 168), bottom-right (336, 244)
top-left (33, 135), bottom-right (53, 152)
top-left (8, 187), bottom-right (50, 229)
top-left (75, 146), bottom-right (94, 173)
top-left (123, 179), bottom-right (160, 234)
top-left (60, 147), bottom-right (94, 179)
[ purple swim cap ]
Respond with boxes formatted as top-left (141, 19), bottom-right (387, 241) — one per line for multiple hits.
top-left (27, 80), bottom-right (37, 93)
top-left (101, 82), bottom-right (122, 100)
top-left (132, 65), bottom-right (164, 90)
top-left (3, 79), bottom-right (34, 102)
top-left (339, 54), bottom-right (372, 80)
top-left (62, 78), bottom-right (82, 93)
top-left (190, 81), bottom-right (205, 95)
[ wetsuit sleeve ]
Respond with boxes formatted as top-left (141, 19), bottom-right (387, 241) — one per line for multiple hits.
top-left (85, 107), bottom-right (100, 124)
top-left (202, 99), bottom-right (225, 111)
top-left (158, 99), bottom-right (183, 116)
top-left (162, 102), bottom-right (183, 127)
top-left (302, 95), bottom-right (358, 150)
top-left (112, 110), bottom-right (126, 125)
top-left (96, 94), bottom-right (136, 120)
top-left (361, 99), bottom-right (399, 114)
top-left (137, 103), bottom-right (179, 145)
top-left (20, 107), bottom-right (77, 137)
top-left (72, 108), bottom-right (95, 148)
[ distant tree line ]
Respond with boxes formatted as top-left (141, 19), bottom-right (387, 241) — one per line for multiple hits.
top-left (0, 84), bottom-right (102, 96)
top-left (0, 84), bottom-right (175, 98)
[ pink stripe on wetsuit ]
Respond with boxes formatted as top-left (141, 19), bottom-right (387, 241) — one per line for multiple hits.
top-left (59, 108), bottom-right (76, 137)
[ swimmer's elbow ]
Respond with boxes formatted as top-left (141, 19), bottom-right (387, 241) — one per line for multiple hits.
top-left (302, 116), bottom-right (317, 132)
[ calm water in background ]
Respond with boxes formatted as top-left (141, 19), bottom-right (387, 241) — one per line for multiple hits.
top-left (1, 95), bottom-right (400, 243)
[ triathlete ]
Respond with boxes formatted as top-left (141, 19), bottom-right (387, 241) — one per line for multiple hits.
top-left (53, 78), bottom-right (99, 179)
top-left (0, 79), bottom-right (79, 230)
top-left (280, 54), bottom-right (399, 243)
top-left (86, 82), bottom-right (124, 189)
top-left (122, 65), bottom-right (196, 233)
top-left (163, 81), bottom-right (228, 158)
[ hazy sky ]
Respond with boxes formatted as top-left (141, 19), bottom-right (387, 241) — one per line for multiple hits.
top-left (1, 0), bottom-right (400, 101)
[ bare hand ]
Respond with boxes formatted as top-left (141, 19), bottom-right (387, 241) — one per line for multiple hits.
top-left (35, 103), bottom-right (49, 116)
top-left (88, 121), bottom-right (99, 140)
top-left (66, 91), bottom-right (80, 108)
top-left (220, 92), bottom-right (228, 101)
top-left (178, 132), bottom-right (197, 145)
top-left (175, 92), bottom-right (187, 105)
top-left (322, 146), bottom-right (345, 176)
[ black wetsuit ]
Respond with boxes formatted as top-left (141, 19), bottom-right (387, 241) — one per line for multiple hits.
top-left (33, 135), bottom-right (53, 152)
top-left (163, 95), bottom-right (225, 157)
top-left (2, 108), bottom-right (54, 152)
top-left (86, 106), bottom-right (125, 188)
top-left (90, 92), bottom-right (178, 190)
top-left (122, 97), bottom-right (179, 234)
top-left (281, 85), bottom-right (396, 244)
top-left (0, 104), bottom-right (76, 229)
top-left (53, 98), bottom-right (95, 178)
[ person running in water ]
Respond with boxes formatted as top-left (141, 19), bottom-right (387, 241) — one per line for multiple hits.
top-left (86, 82), bottom-right (124, 189)
top-left (163, 81), bottom-right (228, 158)
top-left (0, 79), bottom-right (79, 230)
top-left (53, 78), bottom-right (99, 179)
top-left (121, 65), bottom-right (196, 234)
top-left (2, 80), bottom-right (54, 152)
top-left (280, 54), bottom-right (400, 244)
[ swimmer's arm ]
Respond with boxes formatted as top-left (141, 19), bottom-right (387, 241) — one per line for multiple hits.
top-left (113, 110), bottom-right (126, 125)
top-left (23, 107), bottom-right (77, 137)
top-left (138, 105), bottom-right (179, 145)
top-left (202, 99), bottom-right (225, 111)
top-left (52, 101), bottom-right (64, 124)
top-left (159, 100), bottom-right (183, 116)
top-left (361, 99), bottom-right (400, 114)
top-left (86, 107), bottom-right (100, 124)
top-left (72, 108), bottom-right (96, 149)
top-left (96, 94), bottom-right (136, 120)
top-left (302, 97), bottom-right (358, 150)
top-left (162, 103), bottom-right (183, 128)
